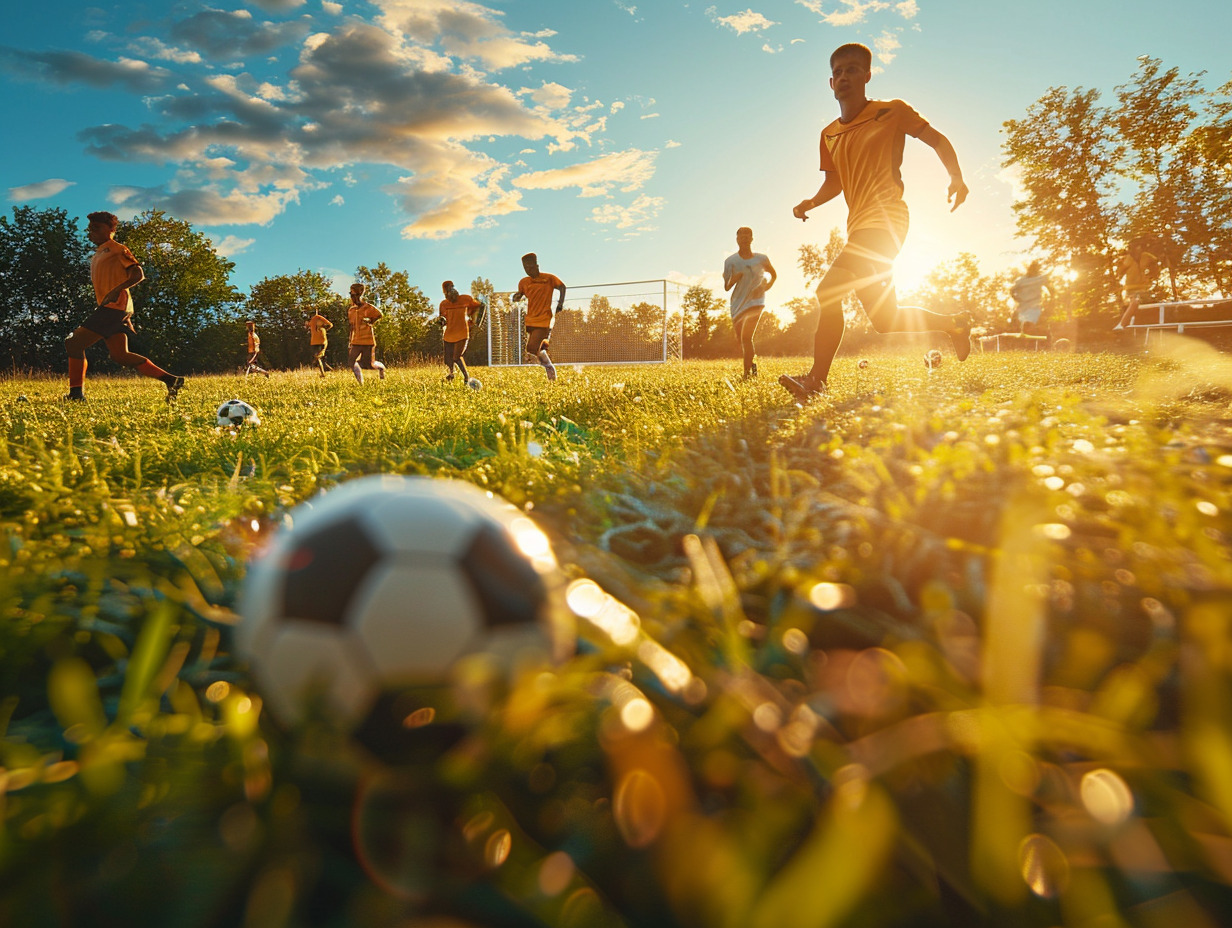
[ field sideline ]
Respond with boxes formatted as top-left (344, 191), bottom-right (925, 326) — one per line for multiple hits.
top-left (3, 346), bottom-right (1232, 926)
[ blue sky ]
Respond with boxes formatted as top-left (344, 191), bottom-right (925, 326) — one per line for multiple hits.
top-left (3, 0), bottom-right (1229, 310)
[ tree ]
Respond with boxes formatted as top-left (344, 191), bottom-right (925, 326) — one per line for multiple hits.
top-left (354, 263), bottom-right (434, 364)
top-left (901, 253), bottom-right (1013, 333)
top-left (116, 210), bottom-right (241, 371)
top-left (245, 270), bottom-right (342, 371)
top-left (1002, 86), bottom-right (1124, 315)
top-left (682, 285), bottom-right (725, 358)
top-left (796, 229), bottom-right (868, 338)
top-left (0, 206), bottom-right (93, 371)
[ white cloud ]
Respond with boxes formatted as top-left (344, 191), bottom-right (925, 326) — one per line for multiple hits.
top-left (873, 31), bottom-right (900, 64)
top-left (514, 149), bottom-right (658, 198)
top-left (8, 178), bottom-right (75, 201)
top-left (614, 1), bottom-right (638, 15)
top-left (610, 101), bottom-right (625, 114)
top-left (590, 193), bottom-right (664, 230)
top-left (523, 81), bottom-right (572, 110)
top-left (708, 8), bottom-right (780, 34)
top-left (997, 164), bottom-right (1028, 202)
top-left (211, 234), bottom-right (256, 256)
top-left (796, 0), bottom-right (891, 27)
top-left (896, 0), bottom-right (919, 18)
top-left (321, 1), bottom-right (343, 14)
top-left (126, 37), bottom-right (203, 65)
top-left (665, 139), bottom-right (681, 148)
top-left (330, 194), bottom-right (345, 205)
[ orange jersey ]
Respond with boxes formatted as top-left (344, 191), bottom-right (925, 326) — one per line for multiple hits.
top-left (307, 313), bottom-right (332, 345)
top-left (247, 331), bottom-right (260, 353)
top-left (1119, 251), bottom-right (1159, 294)
top-left (348, 302), bottom-right (381, 345)
top-left (518, 273), bottom-right (563, 328)
top-left (90, 239), bottom-right (140, 312)
top-left (439, 295), bottom-right (480, 343)
top-left (819, 99), bottom-right (929, 239)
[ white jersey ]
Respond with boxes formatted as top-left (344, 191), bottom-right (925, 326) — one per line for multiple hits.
top-left (723, 251), bottom-right (772, 320)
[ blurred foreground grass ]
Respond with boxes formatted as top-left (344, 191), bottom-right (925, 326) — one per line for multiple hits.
top-left (2, 342), bottom-right (1232, 927)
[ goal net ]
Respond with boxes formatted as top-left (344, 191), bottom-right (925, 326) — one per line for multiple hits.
top-left (487, 279), bottom-right (684, 367)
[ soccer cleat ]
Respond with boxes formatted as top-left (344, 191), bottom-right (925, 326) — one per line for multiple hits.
top-left (779, 373), bottom-right (824, 402)
top-left (743, 362), bottom-right (758, 381)
top-left (445, 372), bottom-right (455, 382)
top-left (165, 376), bottom-right (185, 404)
top-left (950, 312), bottom-right (973, 362)
top-left (64, 391), bottom-right (86, 403)
top-left (378, 366), bottom-right (386, 381)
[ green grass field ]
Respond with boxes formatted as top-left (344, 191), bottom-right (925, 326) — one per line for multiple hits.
top-left (3, 345), bottom-right (1232, 927)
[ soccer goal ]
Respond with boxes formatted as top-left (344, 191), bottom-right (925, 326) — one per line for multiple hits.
top-left (487, 279), bottom-right (684, 367)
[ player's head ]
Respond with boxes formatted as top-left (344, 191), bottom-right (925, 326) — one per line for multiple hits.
top-left (350, 282), bottom-right (366, 302)
top-left (829, 43), bottom-right (872, 99)
top-left (1027, 260), bottom-right (1041, 276)
top-left (246, 319), bottom-right (255, 329)
top-left (522, 252), bottom-right (539, 275)
top-left (441, 280), bottom-right (454, 295)
top-left (736, 226), bottom-right (753, 246)
top-left (86, 211), bottom-right (119, 244)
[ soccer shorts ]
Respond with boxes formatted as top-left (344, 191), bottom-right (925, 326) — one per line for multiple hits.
top-left (79, 306), bottom-right (134, 339)
top-left (525, 326), bottom-right (551, 355)
top-left (349, 344), bottom-right (376, 367)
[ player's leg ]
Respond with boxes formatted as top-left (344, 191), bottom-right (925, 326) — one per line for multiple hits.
top-left (104, 333), bottom-right (185, 401)
top-left (455, 339), bottom-right (470, 382)
top-left (1115, 292), bottom-right (1139, 330)
top-left (443, 341), bottom-right (457, 380)
top-left (349, 345), bottom-right (364, 384)
top-left (64, 326), bottom-right (102, 400)
top-left (314, 345), bottom-right (327, 377)
top-left (781, 263), bottom-right (855, 399)
top-left (735, 308), bottom-right (763, 378)
top-left (372, 350), bottom-right (386, 380)
top-left (527, 327), bottom-right (556, 380)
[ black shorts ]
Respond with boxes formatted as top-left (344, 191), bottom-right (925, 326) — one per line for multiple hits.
top-left (349, 344), bottom-right (376, 367)
top-left (525, 326), bottom-right (551, 354)
top-left (444, 339), bottom-right (469, 363)
top-left (312, 343), bottom-right (327, 359)
top-left (79, 307), bottom-right (133, 339)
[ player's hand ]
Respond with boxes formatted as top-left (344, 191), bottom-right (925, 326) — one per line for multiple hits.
top-left (793, 200), bottom-right (812, 221)
top-left (947, 177), bottom-right (969, 211)
top-left (555, 304), bottom-right (564, 314)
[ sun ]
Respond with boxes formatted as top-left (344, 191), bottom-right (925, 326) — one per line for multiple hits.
top-left (891, 243), bottom-right (939, 294)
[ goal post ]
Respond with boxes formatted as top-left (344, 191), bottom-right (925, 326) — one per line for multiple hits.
top-left (487, 279), bottom-right (684, 367)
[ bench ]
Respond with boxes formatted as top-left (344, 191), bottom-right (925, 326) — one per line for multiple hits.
top-left (978, 332), bottom-right (1049, 352)
top-left (1124, 298), bottom-right (1232, 348)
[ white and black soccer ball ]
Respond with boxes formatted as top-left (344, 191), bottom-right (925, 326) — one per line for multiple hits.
top-left (924, 349), bottom-right (943, 371)
top-left (467, 378), bottom-right (482, 391)
top-left (235, 475), bottom-right (572, 741)
top-left (217, 398), bottom-right (261, 427)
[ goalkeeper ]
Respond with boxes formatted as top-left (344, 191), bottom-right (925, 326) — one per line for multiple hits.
top-left (513, 252), bottom-right (566, 381)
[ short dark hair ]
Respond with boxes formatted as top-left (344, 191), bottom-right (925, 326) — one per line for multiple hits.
top-left (830, 43), bottom-right (872, 70)
top-left (442, 280), bottom-right (454, 290)
top-left (522, 252), bottom-right (538, 265)
top-left (87, 211), bottom-right (119, 229)
top-left (737, 226), bottom-right (752, 237)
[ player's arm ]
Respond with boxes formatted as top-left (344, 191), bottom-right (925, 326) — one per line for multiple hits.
top-left (555, 281), bottom-right (566, 313)
top-left (367, 306), bottom-right (383, 322)
top-left (793, 172), bottom-right (843, 221)
top-left (915, 125), bottom-right (968, 211)
top-left (723, 260), bottom-right (740, 292)
top-left (762, 259), bottom-right (777, 292)
top-left (102, 262), bottom-right (145, 307)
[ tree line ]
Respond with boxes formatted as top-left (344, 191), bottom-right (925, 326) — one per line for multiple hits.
top-left (1, 57), bottom-right (1226, 372)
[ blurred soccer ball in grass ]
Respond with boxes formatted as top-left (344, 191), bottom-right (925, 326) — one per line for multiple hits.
top-left (467, 378), bottom-right (482, 391)
top-left (217, 398), bottom-right (261, 427)
top-left (924, 349), bottom-right (943, 371)
top-left (236, 475), bottom-right (572, 749)
top-left (858, 359), bottom-right (869, 370)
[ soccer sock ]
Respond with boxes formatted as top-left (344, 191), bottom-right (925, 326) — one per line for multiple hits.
top-left (136, 359), bottom-right (170, 380)
top-left (352, 362), bottom-right (363, 384)
top-left (457, 360), bottom-right (469, 381)
top-left (68, 357), bottom-right (86, 389)
top-left (809, 303), bottom-right (845, 384)
top-left (375, 361), bottom-right (386, 380)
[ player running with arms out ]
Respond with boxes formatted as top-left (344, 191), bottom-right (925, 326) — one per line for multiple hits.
top-left (437, 280), bottom-right (481, 384)
top-left (347, 283), bottom-right (386, 384)
top-left (513, 252), bottom-right (565, 381)
top-left (244, 320), bottom-right (271, 378)
top-left (64, 211), bottom-right (185, 403)
top-left (306, 308), bottom-right (333, 377)
top-left (723, 226), bottom-right (777, 380)
top-left (1114, 240), bottom-right (1160, 330)
top-left (781, 43), bottom-right (972, 402)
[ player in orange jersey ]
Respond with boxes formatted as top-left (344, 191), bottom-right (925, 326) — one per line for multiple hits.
top-left (64, 211), bottom-right (184, 403)
top-left (244, 320), bottom-right (271, 378)
top-left (347, 283), bottom-right (386, 384)
top-left (306, 309), bottom-right (333, 377)
top-left (781, 43), bottom-right (971, 402)
top-left (513, 252), bottom-right (565, 381)
top-left (437, 280), bottom-right (482, 383)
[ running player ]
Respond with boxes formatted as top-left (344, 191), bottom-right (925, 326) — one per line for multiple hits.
top-left (347, 283), bottom-right (386, 384)
top-left (64, 211), bottom-right (185, 403)
top-left (244, 320), bottom-right (271, 378)
top-left (781, 43), bottom-right (972, 402)
top-left (1114, 240), bottom-right (1160, 330)
top-left (723, 226), bottom-right (777, 380)
top-left (437, 280), bottom-right (481, 383)
top-left (513, 252), bottom-right (565, 381)
top-left (306, 309), bottom-right (333, 377)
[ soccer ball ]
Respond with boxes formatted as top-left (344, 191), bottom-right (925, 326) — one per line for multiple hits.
top-left (217, 398), bottom-right (261, 427)
top-left (924, 349), bottom-right (943, 371)
top-left (857, 359), bottom-right (869, 370)
top-left (467, 378), bottom-right (482, 391)
top-left (235, 475), bottom-right (572, 740)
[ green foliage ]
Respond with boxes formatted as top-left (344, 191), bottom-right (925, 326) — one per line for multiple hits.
top-left (246, 269), bottom-right (345, 371)
top-left (0, 205), bottom-right (93, 372)
top-left (2, 351), bottom-right (1232, 926)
